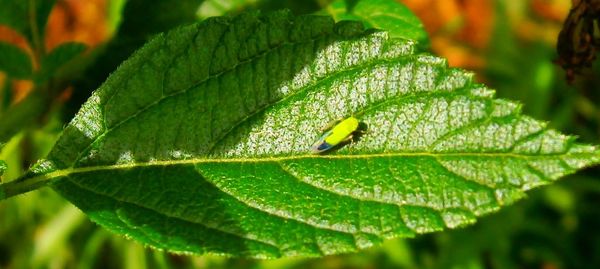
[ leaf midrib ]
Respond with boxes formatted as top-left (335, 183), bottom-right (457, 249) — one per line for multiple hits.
top-left (54, 149), bottom-right (588, 249)
top-left (38, 151), bottom-right (586, 182)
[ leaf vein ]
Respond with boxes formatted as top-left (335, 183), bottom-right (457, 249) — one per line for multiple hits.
top-left (64, 175), bottom-right (283, 251)
top-left (201, 163), bottom-right (364, 235)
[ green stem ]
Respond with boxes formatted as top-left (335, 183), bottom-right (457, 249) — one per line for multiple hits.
top-left (28, 0), bottom-right (45, 62)
top-left (0, 173), bottom-right (52, 200)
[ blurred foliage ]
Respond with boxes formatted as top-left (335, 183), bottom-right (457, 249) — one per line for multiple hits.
top-left (1, 0), bottom-right (600, 268)
top-left (321, 0), bottom-right (429, 47)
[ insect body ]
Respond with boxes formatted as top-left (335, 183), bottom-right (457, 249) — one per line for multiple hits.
top-left (312, 116), bottom-right (360, 153)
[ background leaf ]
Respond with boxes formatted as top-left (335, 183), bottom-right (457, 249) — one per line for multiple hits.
top-left (0, 158), bottom-right (6, 198)
top-left (14, 11), bottom-right (600, 258)
top-left (0, 160), bottom-right (6, 176)
top-left (37, 42), bottom-right (87, 82)
top-left (323, 0), bottom-right (429, 47)
top-left (0, 0), bottom-right (56, 43)
top-left (0, 41), bottom-right (33, 79)
top-left (197, 0), bottom-right (324, 19)
top-left (198, 0), bottom-right (261, 19)
top-left (0, 0), bottom-right (28, 35)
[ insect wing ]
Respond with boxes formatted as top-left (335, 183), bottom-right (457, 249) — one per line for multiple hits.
top-left (311, 130), bottom-right (333, 153)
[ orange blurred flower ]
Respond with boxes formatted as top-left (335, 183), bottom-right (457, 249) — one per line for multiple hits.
top-left (45, 0), bottom-right (108, 51)
top-left (400, 0), bottom-right (494, 70)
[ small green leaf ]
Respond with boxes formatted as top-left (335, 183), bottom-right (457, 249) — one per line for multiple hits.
top-left (0, 159), bottom-right (6, 196)
top-left (0, 0), bottom-right (57, 43)
top-left (38, 42), bottom-right (87, 82)
top-left (0, 160), bottom-right (6, 176)
top-left (198, 0), bottom-right (259, 19)
top-left (17, 11), bottom-right (600, 258)
top-left (323, 0), bottom-right (429, 47)
top-left (0, 41), bottom-right (33, 79)
top-left (0, 0), bottom-right (29, 37)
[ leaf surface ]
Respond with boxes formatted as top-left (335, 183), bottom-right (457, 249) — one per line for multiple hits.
top-left (323, 0), bottom-right (429, 47)
top-left (26, 11), bottom-right (600, 258)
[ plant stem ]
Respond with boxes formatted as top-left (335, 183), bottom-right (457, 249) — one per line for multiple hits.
top-left (0, 173), bottom-right (52, 200)
top-left (28, 0), bottom-right (45, 62)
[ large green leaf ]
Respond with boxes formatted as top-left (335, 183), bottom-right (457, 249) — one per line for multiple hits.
top-left (11, 11), bottom-right (600, 258)
top-left (323, 0), bottom-right (429, 47)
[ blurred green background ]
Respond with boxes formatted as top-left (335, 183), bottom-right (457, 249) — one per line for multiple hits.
top-left (1, 0), bottom-right (600, 268)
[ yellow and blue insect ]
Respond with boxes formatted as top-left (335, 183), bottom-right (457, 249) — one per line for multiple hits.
top-left (312, 116), bottom-right (360, 153)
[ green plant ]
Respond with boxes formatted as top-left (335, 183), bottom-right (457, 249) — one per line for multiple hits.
top-left (1, 0), bottom-right (599, 263)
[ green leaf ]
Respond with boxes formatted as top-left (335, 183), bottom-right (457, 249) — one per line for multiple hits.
top-left (197, 0), bottom-right (259, 19)
top-left (0, 0), bottom-right (29, 37)
top-left (196, 0), bottom-right (323, 19)
top-left (0, 159), bottom-right (5, 197)
top-left (37, 42), bottom-right (87, 82)
top-left (0, 160), bottom-right (5, 176)
top-left (323, 0), bottom-right (429, 47)
top-left (14, 11), bottom-right (600, 257)
top-left (0, 41), bottom-right (33, 79)
top-left (0, 0), bottom-right (57, 43)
